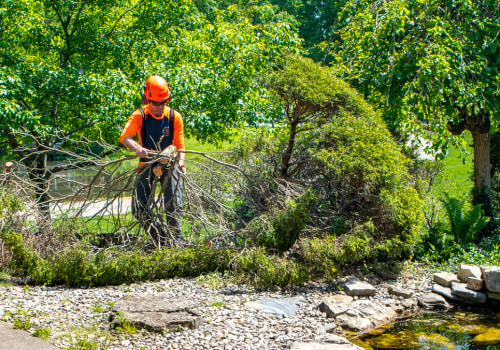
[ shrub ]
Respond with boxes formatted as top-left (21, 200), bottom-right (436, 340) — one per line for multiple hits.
top-left (231, 247), bottom-right (309, 288)
top-left (297, 236), bottom-right (340, 280)
top-left (253, 190), bottom-right (316, 253)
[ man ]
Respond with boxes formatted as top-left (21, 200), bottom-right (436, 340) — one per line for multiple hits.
top-left (120, 75), bottom-right (186, 246)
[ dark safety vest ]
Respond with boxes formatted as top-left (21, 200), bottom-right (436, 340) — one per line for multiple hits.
top-left (139, 107), bottom-right (175, 163)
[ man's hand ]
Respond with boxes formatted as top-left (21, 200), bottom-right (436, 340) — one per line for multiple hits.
top-left (135, 147), bottom-right (149, 158)
top-left (178, 162), bottom-right (187, 174)
top-left (122, 136), bottom-right (149, 158)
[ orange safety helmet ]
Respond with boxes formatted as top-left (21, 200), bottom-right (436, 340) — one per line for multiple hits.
top-left (144, 76), bottom-right (171, 102)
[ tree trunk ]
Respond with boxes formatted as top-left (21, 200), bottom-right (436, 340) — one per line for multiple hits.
top-left (447, 108), bottom-right (492, 215)
top-left (27, 154), bottom-right (53, 234)
top-left (471, 130), bottom-right (491, 192)
top-left (470, 130), bottom-right (493, 217)
top-left (281, 120), bottom-right (298, 178)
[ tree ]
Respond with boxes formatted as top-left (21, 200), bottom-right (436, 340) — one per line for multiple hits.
top-left (333, 0), bottom-right (500, 214)
top-left (231, 54), bottom-right (423, 257)
top-left (261, 54), bottom-right (371, 178)
top-left (0, 0), bottom-right (142, 228)
top-left (0, 0), bottom-right (300, 230)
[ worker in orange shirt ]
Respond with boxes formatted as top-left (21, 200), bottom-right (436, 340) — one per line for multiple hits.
top-left (120, 76), bottom-right (186, 246)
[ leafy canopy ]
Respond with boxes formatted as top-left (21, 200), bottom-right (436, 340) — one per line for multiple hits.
top-left (333, 0), bottom-right (500, 150)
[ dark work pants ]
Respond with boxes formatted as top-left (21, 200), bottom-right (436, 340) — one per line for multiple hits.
top-left (132, 165), bottom-right (183, 243)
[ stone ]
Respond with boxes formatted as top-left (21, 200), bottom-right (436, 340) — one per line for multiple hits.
top-left (290, 334), bottom-right (364, 350)
top-left (388, 286), bottom-right (413, 298)
top-left (458, 264), bottom-right (482, 282)
top-left (335, 314), bottom-right (373, 332)
top-left (417, 293), bottom-right (450, 310)
top-left (487, 291), bottom-right (500, 301)
top-left (317, 301), bottom-right (350, 318)
top-left (375, 270), bottom-right (399, 280)
top-left (317, 294), bottom-right (353, 318)
top-left (315, 323), bottom-right (338, 335)
top-left (343, 277), bottom-right (376, 297)
top-left (467, 277), bottom-right (484, 291)
top-left (401, 298), bottom-right (418, 310)
top-left (451, 282), bottom-right (487, 304)
top-left (482, 266), bottom-right (500, 293)
top-left (471, 327), bottom-right (500, 345)
top-left (432, 283), bottom-right (459, 302)
top-left (245, 297), bottom-right (305, 318)
top-left (433, 271), bottom-right (459, 287)
top-left (330, 300), bottom-right (398, 332)
top-left (110, 295), bottom-right (202, 332)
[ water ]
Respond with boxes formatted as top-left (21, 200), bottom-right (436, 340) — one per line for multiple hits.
top-left (2, 160), bottom-right (137, 199)
top-left (353, 308), bottom-right (500, 350)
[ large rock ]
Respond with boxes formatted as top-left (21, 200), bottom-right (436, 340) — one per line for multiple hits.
top-left (471, 327), bottom-right (500, 345)
top-left (388, 285), bottom-right (413, 298)
top-left (291, 334), bottom-right (363, 350)
top-left (317, 294), bottom-right (354, 318)
top-left (482, 266), bottom-right (500, 293)
top-left (343, 277), bottom-right (376, 296)
top-left (457, 264), bottom-right (482, 283)
top-left (110, 295), bottom-right (202, 332)
top-left (417, 293), bottom-right (450, 310)
top-left (432, 284), bottom-right (459, 302)
top-left (245, 297), bottom-right (305, 319)
top-left (487, 291), bottom-right (500, 301)
top-left (329, 300), bottom-right (397, 332)
top-left (467, 277), bottom-right (484, 291)
top-left (433, 271), bottom-right (459, 287)
top-left (451, 282), bottom-right (487, 304)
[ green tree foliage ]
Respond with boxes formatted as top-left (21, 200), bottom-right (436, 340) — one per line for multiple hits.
top-left (334, 0), bottom-right (500, 211)
top-left (268, 0), bottom-right (347, 62)
top-left (233, 54), bottom-right (423, 259)
top-left (0, 0), bottom-right (300, 227)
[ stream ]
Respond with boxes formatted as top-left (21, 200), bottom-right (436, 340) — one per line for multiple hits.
top-left (353, 308), bottom-right (500, 350)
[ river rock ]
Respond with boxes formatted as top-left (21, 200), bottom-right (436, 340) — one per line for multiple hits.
top-left (482, 266), bottom-right (500, 293)
top-left (110, 295), bottom-right (202, 332)
top-left (467, 277), bottom-right (484, 291)
top-left (433, 271), bottom-right (459, 287)
top-left (388, 285), bottom-right (413, 298)
top-left (417, 293), bottom-right (450, 310)
top-left (432, 284), bottom-right (459, 302)
top-left (401, 298), bottom-right (419, 310)
top-left (244, 297), bottom-right (306, 318)
top-left (330, 300), bottom-right (397, 332)
top-left (458, 264), bottom-right (482, 283)
top-left (375, 269), bottom-right (399, 280)
top-left (451, 282), bottom-right (487, 304)
top-left (317, 294), bottom-right (354, 318)
top-left (487, 291), bottom-right (500, 301)
top-left (471, 327), bottom-right (500, 345)
top-left (315, 323), bottom-right (338, 335)
top-left (291, 334), bottom-right (363, 350)
top-left (343, 277), bottom-right (376, 296)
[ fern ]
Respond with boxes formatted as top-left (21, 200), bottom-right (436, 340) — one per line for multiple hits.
top-left (440, 193), bottom-right (489, 245)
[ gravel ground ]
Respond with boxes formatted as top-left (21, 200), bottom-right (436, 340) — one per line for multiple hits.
top-left (0, 266), bottom-right (434, 350)
top-left (0, 278), bottom-right (340, 349)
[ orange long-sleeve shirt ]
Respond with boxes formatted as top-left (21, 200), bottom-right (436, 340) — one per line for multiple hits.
top-left (120, 105), bottom-right (185, 151)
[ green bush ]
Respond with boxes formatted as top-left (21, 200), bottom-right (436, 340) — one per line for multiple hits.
top-left (1, 232), bottom-right (51, 284)
top-left (297, 236), bottom-right (340, 280)
top-left (253, 190), bottom-right (316, 253)
top-left (232, 247), bottom-right (309, 288)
